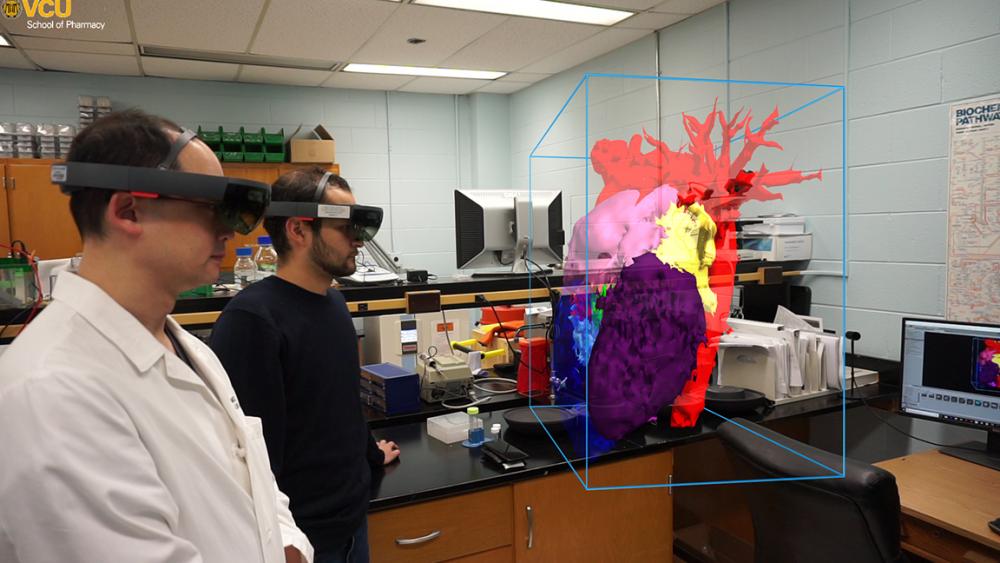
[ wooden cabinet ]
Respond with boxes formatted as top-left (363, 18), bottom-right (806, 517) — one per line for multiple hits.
top-left (5, 160), bottom-right (80, 260)
top-left (369, 487), bottom-right (513, 563)
top-left (512, 451), bottom-right (674, 563)
top-left (0, 160), bottom-right (338, 268)
top-left (369, 450), bottom-right (674, 563)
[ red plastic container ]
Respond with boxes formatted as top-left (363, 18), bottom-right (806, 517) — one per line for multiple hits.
top-left (517, 337), bottom-right (550, 397)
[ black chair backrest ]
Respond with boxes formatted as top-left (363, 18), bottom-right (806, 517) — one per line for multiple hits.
top-left (717, 418), bottom-right (903, 563)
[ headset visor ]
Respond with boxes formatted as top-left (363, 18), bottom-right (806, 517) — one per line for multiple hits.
top-left (266, 202), bottom-right (383, 242)
top-left (51, 161), bottom-right (270, 235)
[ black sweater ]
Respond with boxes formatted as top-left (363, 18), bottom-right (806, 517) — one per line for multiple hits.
top-left (209, 276), bottom-right (383, 551)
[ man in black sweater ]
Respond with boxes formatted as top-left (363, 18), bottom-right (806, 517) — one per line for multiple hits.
top-left (210, 167), bottom-right (399, 563)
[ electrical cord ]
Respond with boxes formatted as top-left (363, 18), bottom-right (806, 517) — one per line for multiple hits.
top-left (478, 295), bottom-right (550, 377)
top-left (854, 395), bottom-right (987, 453)
top-left (522, 257), bottom-right (560, 342)
top-left (473, 378), bottom-right (518, 395)
top-left (440, 309), bottom-right (453, 355)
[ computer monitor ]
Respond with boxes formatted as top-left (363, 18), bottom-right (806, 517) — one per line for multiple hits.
top-left (899, 318), bottom-right (1000, 471)
top-left (454, 189), bottom-right (564, 273)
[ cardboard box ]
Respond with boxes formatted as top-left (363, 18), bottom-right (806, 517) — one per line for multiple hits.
top-left (289, 125), bottom-right (335, 163)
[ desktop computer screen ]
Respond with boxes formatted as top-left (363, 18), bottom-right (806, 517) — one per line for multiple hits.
top-left (454, 189), bottom-right (564, 272)
top-left (900, 318), bottom-right (1000, 470)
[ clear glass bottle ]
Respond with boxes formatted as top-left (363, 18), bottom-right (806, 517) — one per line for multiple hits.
top-left (254, 236), bottom-right (278, 280)
top-left (467, 406), bottom-right (484, 445)
top-left (233, 246), bottom-right (256, 289)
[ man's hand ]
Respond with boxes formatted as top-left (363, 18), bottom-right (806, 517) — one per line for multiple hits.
top-left (284, 546), bottom-right (305, 563)
top-left (377, 439), bottom-right (400, 465)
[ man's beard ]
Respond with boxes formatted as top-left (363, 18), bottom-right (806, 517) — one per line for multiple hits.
top-left (310, 237), bottom-right (355, 278)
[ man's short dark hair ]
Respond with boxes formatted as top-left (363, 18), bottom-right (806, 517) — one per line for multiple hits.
top-left (264, 166), bottom-right (352, 257)
top-left (65, 109), bottom-right (185, 239)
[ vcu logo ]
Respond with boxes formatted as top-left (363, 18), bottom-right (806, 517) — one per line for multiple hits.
top-left (2, 0), bottom-right (20, 18)
top-left (3, 0), bottom-right (71, 18)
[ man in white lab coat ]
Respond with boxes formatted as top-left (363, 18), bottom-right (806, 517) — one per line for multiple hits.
top-left (0, 109), bottom-right (313, 563)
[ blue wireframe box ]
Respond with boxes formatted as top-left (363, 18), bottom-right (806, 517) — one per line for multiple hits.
top-left (529, 72), bottom-right (847, 491)
top-left (360, 363), bottom-right (420, 415)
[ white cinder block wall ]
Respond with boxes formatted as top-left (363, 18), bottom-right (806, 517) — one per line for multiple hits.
top-left (509, 0), bottom-right (1000, 360)
top-left (0, 69), bottom-right (490, 277)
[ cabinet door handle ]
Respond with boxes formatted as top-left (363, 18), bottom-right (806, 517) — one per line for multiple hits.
top-left (394, 530), bottom-right (441, 545)
top-left (8, 177), bottom-right (13, 190)
top-left (526, 505), bottom-right (534, 549)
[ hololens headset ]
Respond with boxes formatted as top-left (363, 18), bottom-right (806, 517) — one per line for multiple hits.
top-left (265, 171), bottom-right (383, 242)
top-left (50, 128), bottom-right (271, 235)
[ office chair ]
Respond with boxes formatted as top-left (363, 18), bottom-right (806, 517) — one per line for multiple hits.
top-left (717, 418), bottom-right (904, 563)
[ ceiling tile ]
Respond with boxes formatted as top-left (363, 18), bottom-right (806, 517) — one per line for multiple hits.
top-left (443, 18), bottom-right (601, 71)
top-left (650, 0), bottom-right (724, 15)
top-left (584, 0), bottom-right (662, 10)
top-left (399, 76), bottom-right (491, 95)
top-left (0, 49), bottom-right (37, 70)
top-left (520, 28), bottom-right (649, 74)
top-left (616, 11), bottom-right (687, 29)
top-left (322, 72), bottom-right (414, 90)
top-left (503, 72), bottom-right (551, 83)
top-left (474, 81), bottom-right (532, 94)
top-left (350, 5), bottom-right (507, 67)
top-left (26, 50), bottom-right (140, 75)
top-left (13, 36), bottom-right (134, 55)
top-left (238, 65), bottom-right (330, 86)
top-left (132, 0), bottom-right (266, 53)
top-left (251, 0), bottom-right (398, 61)
top-left (3, 0), bottom-right (132, 42)
top-left (141, 57), bottom-right (239, 81)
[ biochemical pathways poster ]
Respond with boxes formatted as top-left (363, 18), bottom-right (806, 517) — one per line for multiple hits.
top-left (947, 95), bottom-right (1000, 323)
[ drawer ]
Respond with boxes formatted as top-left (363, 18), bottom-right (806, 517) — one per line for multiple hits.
top-left (369, 486), bottom-right (513, 563)
top-left (443, 546), bottom-right (513, 562)
top-left (901, 514), bottom-right (1000, 563)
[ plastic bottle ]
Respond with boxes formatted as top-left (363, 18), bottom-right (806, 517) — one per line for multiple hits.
top-left (254, 236), bottom-right (278, 280)
top-left (490, 423), bottom-right (501, 442)
top-left (233, 247), bottom-right (256, 289)
top-left (467, 406), bottom-right (484, 445)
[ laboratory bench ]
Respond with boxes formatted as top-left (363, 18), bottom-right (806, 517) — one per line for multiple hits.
top-left (0, 272), bottom-right (565, 340)
top-left (362, 383), bottom-right (897, 562)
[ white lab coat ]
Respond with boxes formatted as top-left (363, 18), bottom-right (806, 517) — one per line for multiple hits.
top-left (0, 272), bottom-right (313, 563)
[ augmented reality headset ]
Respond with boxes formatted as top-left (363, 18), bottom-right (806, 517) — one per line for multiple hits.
top-left (265, 171), bottom-right (383, 242)
top-left (49, 128), bottom-right (271, 235)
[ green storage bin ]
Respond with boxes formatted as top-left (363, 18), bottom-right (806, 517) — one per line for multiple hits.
top-left (263, 128), bottom-right (284, 146)
top-left (264, 150), bottom-right (285, 163)
top-left (264, 142), bottom-right (285, 163)
top-left (243, 151), bottom-right (265, 163)
top-left (242, 127), bottom-right (264, 144)
top-left (197, 126), bottom-right (222, 145)
top-left (221, 128), bottom-right (243, 144)
top-left (222, 150), bottom-right (244, 162)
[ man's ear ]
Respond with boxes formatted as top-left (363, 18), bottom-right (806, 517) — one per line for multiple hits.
top-left (104, 192), bottom-right (144, 238)
top-left (284, 217), bottom-right (311, 248)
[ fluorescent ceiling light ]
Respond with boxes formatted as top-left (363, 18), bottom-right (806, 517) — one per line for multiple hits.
top-left (140, 45), bottom-right (337, 71)
top-left (343, 63), bottom-right (505, 80)
top-left (0, 35), bottom-right (11, 48)
top-left (413, 0), bottom-right (632, 26)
